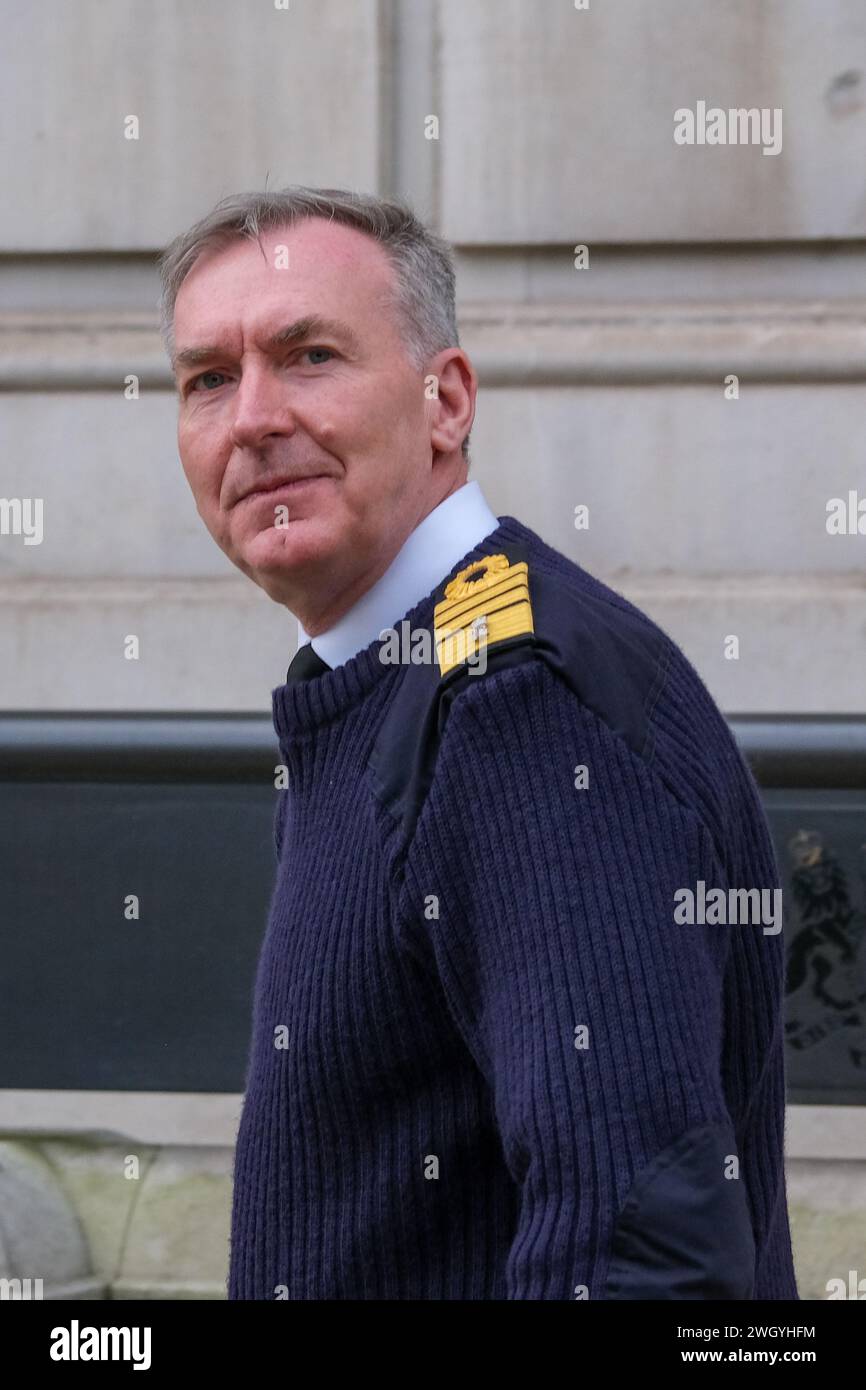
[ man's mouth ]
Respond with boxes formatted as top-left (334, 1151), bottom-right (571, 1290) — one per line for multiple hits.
top-left (242, 475), bottom-right (329, 501)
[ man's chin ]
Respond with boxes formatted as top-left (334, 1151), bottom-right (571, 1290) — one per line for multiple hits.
top-left (234, 519), bottom-right (336, 587)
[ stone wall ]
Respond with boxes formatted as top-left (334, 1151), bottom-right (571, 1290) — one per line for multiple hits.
top-left (2, 0), bottom-right (864, 1300)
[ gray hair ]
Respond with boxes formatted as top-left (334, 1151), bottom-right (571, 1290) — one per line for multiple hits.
top-left (157, 185), bottom-right (470, 463)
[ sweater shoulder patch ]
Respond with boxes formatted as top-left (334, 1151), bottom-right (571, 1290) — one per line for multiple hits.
top-left (603, 1121), bottom-right (756, 1300)
top-left (368, 538), bottom-right (668, 847)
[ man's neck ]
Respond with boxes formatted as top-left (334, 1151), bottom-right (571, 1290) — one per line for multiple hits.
top-left (294, 478), bottom-right (500, 670)
top-left (298, 471), bottom-right (470, 637)
top-left (299, 536), bottom-right (412, 638)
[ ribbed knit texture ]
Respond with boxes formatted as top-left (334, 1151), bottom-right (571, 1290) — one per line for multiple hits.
top-left (228, 515), bottom-right (799, 1300)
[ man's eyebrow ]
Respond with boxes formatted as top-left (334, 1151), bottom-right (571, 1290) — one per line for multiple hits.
top-left (172, 315), bottom-right (361, 374)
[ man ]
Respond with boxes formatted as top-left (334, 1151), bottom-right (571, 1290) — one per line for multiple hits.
top-left (158, 186), bottom-right (799, 1301)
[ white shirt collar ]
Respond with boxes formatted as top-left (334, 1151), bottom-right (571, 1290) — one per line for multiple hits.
top-left (296, 480), bottom-right (500, 670)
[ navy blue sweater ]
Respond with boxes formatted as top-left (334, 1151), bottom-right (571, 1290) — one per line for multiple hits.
top-left (228, 515), bottom-right (799, 1300)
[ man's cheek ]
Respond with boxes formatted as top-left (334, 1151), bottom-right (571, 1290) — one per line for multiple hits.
top-left (183, 463), bottom-right (221, 528)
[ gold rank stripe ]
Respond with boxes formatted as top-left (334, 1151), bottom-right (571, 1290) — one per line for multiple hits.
top-left (435, 598), bottom-right (534, 676)
top-left (438, 581), bottom-right (530, 634)
top-left (435, 562), bottom-right (530, 627)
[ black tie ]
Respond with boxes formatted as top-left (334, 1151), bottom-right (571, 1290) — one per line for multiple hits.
top-left (286, 642), bottom-right (332, 684)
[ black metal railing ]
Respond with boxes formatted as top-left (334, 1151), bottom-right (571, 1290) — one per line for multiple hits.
top-left (1, 712), bottom-right (864, 1103)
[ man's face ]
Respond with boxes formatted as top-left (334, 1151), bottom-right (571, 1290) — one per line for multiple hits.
top-left (173, 218), bottom-right (450, 620)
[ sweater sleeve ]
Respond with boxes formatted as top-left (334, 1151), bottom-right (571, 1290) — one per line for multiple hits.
top-left (397, 656), bottom-right (758, 1300)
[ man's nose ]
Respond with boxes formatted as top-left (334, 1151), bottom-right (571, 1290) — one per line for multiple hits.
top-left (229, 363), bottom-right (296, 450)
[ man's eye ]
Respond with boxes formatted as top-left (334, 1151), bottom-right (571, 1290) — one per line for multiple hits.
top-left (186, 349), bottom-right (332, 393)
top-left (191, 371), bottom-right (227, 392)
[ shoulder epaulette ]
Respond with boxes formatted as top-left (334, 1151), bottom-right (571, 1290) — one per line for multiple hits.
top-left (368, 538), bottom-right (667, 846)
top-left (433, 551), bottom-right (534, 677)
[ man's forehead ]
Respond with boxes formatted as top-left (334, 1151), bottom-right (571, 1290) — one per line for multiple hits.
top-left (173, 220), bottom-right (396, 350)
top-left (179, 218), bottom-right (392, 300)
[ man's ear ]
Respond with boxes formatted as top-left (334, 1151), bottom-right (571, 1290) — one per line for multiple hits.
top-left (426, 349), bottom-right (476, 456)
